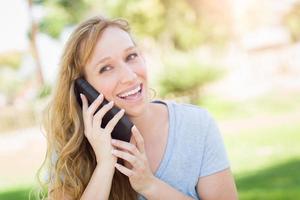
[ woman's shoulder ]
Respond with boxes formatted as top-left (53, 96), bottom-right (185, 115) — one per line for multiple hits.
top-left (165, 100), bottom-right (211, 120)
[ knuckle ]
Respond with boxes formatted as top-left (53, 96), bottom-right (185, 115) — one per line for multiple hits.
top-left (86, 108), bottom-right (93, 116)
top-left (94, 112), bottom-right (102, 121)
top-left (116, 151), bottom-right (122, 157)
top-left (129, 144), bottom-right (136, 152)
top-left (106, 123), bottom-right (114, 131)
top-left (132, 157), bottom-right (138, 165)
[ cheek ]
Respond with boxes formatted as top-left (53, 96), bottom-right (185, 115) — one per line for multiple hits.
top-left (94, 78), bottom-right (119, 101)
top-left (135, 61), bottom-right (148, 80)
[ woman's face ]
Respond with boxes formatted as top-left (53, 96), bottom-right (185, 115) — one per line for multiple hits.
top-left (84, 26), bottom-right (148, 117)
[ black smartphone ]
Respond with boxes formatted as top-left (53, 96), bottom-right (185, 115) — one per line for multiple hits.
top-left (74, 77), bottom-right (133, 143)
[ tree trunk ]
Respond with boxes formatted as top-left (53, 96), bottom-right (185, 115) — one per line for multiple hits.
top-left (27, 0), bottom-right (44, 88)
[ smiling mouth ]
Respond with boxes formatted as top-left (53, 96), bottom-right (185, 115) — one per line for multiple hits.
top-left (117, 83), bottom-right (143, 100)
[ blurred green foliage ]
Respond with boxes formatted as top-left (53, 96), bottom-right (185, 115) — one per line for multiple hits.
top-left (201, 91), bottom-right (300, 120)
top-left (0, 104), bottom-right (36, 132)
top-left (28, 0), bottom-right (228, 101)
top-left (34, 0), bottom-right (91, 38)
top-left (33, 0), bottom-right (229, 50)
top-left (0, 51), bottom-right (22, 70)
top-left (37, 83), bottom-right (52, 99)
top-left (284, 3), bottom-right (300, 42)
top-left (0, 73), bottom-right (24, 102)
top-left (103, 0), bottom-right (229, 50)
top-left (158, 51), bottom-right (224, 103)
top-left (105, 0), bottom-right (165, 39)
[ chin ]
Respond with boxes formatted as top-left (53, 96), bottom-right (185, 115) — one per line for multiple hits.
top-left (124, 102), bottom-right (147, 118)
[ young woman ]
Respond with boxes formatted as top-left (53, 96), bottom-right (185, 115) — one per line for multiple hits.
top-left (40, 16), bottom-right (238, 200)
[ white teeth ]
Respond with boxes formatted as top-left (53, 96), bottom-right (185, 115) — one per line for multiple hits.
top-left (118, 85), bottom-right (141, 98)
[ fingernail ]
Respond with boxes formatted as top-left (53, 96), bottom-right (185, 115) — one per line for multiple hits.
top-left (120, 109), bottom-right (125, 114)
top-left (98, 94), bottom-right (103, 99)
top-left (111, 139), bottom-right (116, 144)
top-left (80, 93), bottom-right (83, 98)
top-left (111, 149), bottom-right (115, 154)
top-left (110, 101), bottom-right (114, 105)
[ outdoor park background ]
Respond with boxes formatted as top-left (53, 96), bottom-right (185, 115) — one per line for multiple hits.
top-left (0, 0), bottom-right (300, 199)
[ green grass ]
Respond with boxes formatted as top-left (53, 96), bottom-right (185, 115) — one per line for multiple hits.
top-left (225, 123), bottom-right (300, 175)
top-left (223, 123), bottom-right (300, 199)
top-left (200, 90), bottom-right (300, 120)
top-left (0, 187), bottom-right (38, 200)
top-left (236, 159), bottom-right (300, 200)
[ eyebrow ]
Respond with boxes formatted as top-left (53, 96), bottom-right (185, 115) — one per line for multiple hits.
top-left (94, 46), bottom-right (136, 67)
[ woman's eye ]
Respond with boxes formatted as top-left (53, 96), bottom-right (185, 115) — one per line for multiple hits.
top-left (126, 53), bottom-right (138, 61)
top-left (99, 65), bottom-right (112, 73)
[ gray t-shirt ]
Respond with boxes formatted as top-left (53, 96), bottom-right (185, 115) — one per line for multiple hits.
top-left (138, 100), bottom-right (230, 200)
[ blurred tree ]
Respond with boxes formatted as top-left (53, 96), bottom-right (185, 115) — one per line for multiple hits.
top-left (25, 0), bottom-right (92, 94)
top-left (0, 51), bottom-right (22, 70)
top-left (103, 0), bottom-right (165, 39)
top-left (101, 0), bottom-right (230, 51)
top-left (28, 0), bottom-right (44, 87)
top-left (34, 0), bottom-right (91, 38)
top-left (26, 0), bottom-right (229, 100)
top-left (284, 3), bottom-right (300, 42)
top-left (158, 51), bottom-right (224, 103)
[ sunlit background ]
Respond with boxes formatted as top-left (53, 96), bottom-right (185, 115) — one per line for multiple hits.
top-left (0, 0), bottom-right (300, 199)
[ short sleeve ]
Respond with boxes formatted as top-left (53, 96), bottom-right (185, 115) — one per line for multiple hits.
top-left (199, 113), bottom-right (230, 177)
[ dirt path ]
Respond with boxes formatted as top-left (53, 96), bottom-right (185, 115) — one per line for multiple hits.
top-left (0, 127), bottom-right (46, 188)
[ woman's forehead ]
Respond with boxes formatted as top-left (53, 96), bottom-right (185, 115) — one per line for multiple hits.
top-left (95, 26), bottom-right (135, 54)
top-left (85, 26), bottom-right (136, 71)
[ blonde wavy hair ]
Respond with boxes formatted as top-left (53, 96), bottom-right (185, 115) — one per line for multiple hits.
top-left (37, 16), bottom-right (138, 200)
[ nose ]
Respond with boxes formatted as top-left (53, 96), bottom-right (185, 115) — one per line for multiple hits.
top-left (119, 63), bottom-right (138, 84)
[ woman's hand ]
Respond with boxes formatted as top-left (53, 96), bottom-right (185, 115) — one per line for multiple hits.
top-left (80, 93), bottom-right (125, 167)
top-left (111, 126), bottom-right (156, 194)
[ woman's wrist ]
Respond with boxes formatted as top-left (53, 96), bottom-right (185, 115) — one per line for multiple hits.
top-left (96, 154), bottom-right (117, 167)
top-left (138, 175), bottom-right (158, 197)
top-left (96, 159), bottom-right (116, 173)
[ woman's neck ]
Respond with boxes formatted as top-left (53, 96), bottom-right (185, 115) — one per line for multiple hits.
top-left (129, 102), bottom-right (163, 138)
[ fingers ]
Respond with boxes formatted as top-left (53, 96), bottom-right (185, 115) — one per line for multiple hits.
top-left (80, 94), bottom-right (104, 137)
top-left (112, 149), bottom-right (137, 166)
top-left (131, 126), bottom-right (145, 154)
top-left (111, 139), bottom-right (140, 156)
top-left (80, 93), bottom-right (104, 119)
top-left (80, 93), bottom-right (88, 113)
top-left (80, 93), bottom-right (126, 137)
top-left (105, 109), bottom-right (125, 133)
top-left (93, 101), bottom-right (114, 127)
top-left (115, 163), bottom-right (134, 177)
top-left (87, 94), bottom-right (104, 115)
top-left (80, 94), bottom-right (94, 135)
